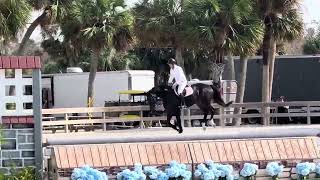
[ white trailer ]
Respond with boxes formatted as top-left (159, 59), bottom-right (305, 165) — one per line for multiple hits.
top-left (42, 70), bottom-right (155, 108)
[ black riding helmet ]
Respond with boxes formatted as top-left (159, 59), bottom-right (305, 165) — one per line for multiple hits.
top-left (167, 58), bottom-right (177, 65)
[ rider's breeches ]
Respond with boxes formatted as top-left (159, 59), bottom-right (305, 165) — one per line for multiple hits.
top-left (176, 81), bottom-right (187, 95)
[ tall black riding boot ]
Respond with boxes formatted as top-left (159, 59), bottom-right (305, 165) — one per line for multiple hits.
top-left (179, 94), bottom-right (186, 108)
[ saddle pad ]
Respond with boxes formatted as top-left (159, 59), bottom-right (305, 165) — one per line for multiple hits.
top-left (174, 85), bottom-right (193, 97)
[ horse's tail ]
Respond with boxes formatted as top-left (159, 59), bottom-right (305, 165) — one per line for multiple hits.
top-left (211, 85), bottom-right (233, 107)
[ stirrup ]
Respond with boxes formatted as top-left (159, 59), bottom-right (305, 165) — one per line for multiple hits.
top-left (179, 105), bottom-right (187, 109)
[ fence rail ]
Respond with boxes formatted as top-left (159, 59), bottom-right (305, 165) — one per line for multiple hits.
top-left (41, 101), bottom-right (320, 133)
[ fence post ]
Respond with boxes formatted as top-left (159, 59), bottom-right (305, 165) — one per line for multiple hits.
top-left (181, 108), bottom-right (185, 128)
top-left (262, 103), bottom-right (270, 126)
top-left (33, 69), bottom-right (43, 180)
top-left (220, 107), bottom-right (225, 126)
top-left (65, 113), bottom-right (69, 133)
top-left (187, 108), bottom-right (191, 127)
top-left (307, 104), bottom-right (311, 125)
top-left (140, 110), bottom-right (145, 128)
top-left (102, 112), bottom-right (107, 131)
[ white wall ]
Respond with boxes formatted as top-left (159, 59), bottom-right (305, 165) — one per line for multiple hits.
top-left (0, 69), bottom-right (33, 117)
top-left (53, 71), bottom-right (155, 108)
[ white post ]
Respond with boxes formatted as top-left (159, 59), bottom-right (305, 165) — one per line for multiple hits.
top-left (307, 104), bottom-right (311, 125)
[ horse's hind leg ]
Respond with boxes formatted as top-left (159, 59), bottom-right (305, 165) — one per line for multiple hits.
top-left (208, 106), bottom-right (216, 127)
top-left (175, 115), bottom-right (183, 134)
top-left (167, 115), bottom-right (178, 131)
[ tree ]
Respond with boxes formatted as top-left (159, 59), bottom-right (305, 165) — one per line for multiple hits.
top-left (16, 0), bottom-right (72, 55)
top-left (133, 0), bottom-right (185, 68)
top-left (0, 0), bottom-right (31, 54)
top-left (229, 17), bottom-right (264, 126)
top-left (184, 0), bottom-right (255, 83)
top-left (65, 0), bottom-right (133, 103)
top-left (303, 37), bottom-right (320, 54)
top-left (303, 28), bottom-right (320, 54)
top-left (256, 0), bottom-right (303, 124)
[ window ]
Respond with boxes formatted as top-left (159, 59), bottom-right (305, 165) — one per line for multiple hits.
top-left (22, 69), bottom-right (32, 77)
top-left (23, 102), bottom-right (33, 109)
top-left (5, 69), bottom-right (15, 78)
top-left (5, 103), bottom-right (16, 110)
top-left (23, 85), bottom-right (32, 95)
top-left (5, 86), bottom-right (16, 96)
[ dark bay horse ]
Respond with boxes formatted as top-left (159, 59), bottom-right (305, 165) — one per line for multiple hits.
top-left (147, 83), bottom-right (233, 133)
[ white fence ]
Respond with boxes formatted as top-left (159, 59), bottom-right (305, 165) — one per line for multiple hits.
top-left (41, 101), bottom-right (320, 133)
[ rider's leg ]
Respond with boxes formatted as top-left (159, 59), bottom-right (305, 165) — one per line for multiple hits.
top-left (179, 94), bottom-right (185, 107)
top-left (178, 81), bottom-right (187, 107)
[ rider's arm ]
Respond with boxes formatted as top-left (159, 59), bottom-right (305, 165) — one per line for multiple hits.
top-left (168, 69), bottom-right (174, 83)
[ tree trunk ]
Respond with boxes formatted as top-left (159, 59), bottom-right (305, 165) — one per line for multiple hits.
top-left (224, 52), bottom-right (235, 80)
top-left (232, 55), bottom-right (248, 126)
top-left (261, 24), bottom-right (274, 125)
top-left (268, 42), bottom-right (276, 101)
top-left (16, 10), bottom-right (48, 55)
top-left (87, 49), bottom-right (100, 105)
top-left (175, 47), bottom-right (184, 69)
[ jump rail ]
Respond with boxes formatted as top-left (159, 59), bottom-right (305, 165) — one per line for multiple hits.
top-left (41, 101), bottom-right (320, 133)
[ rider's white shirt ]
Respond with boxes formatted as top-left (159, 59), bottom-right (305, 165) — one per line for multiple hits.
top-left (168, 65), bottom-right (187, 84)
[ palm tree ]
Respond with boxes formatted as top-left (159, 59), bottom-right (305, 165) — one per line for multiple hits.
top-left (256, 0), bottom-right (303, 124)
top-left (133, 0), bottom-right (185, 67)
top-left (228, 17), bottom-right (264, 126)
top-left (16, 0), bottom-right (72, 55)
top-left (184, 0), bottom-right (254, 82)
top-left (65, 0), bottom-right (133, 102)
top-left (0, 0), bottom-right (31, 54)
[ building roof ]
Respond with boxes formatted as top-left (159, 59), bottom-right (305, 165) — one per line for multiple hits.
top-left (52, 137), bottom-right (320, 170)
top-left (1, 116), bottom-right (34, 124)
top-left (0, 56), bottom-right (41, 69)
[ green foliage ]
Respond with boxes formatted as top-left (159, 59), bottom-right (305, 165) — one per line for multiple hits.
top-left (256, 0), bottom-right (303, 42)
top-left (66, 0), bottom-right (133, 51)
top-left (133, 0), bottom-right (184, 47)
top-left (0, 167), bottom-right (35, 180)
top-left (0, 0), bottom-right (32, 42)
top-left (303, 35), bottom-right (320, 55)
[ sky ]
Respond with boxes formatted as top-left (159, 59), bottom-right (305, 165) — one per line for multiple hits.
top-left (25, 0), bottom-right (320, 43)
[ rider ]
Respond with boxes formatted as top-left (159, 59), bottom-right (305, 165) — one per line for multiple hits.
top-left (167, 58), bottom-right (187, 107)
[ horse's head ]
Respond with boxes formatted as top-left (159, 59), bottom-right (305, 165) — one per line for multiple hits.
top-left (147, 85), bottom-right (170, 115)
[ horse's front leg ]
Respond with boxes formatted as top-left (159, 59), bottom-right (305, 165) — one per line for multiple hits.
top-left (175, 115), bottom-right (183, 134)
top-left (167, 114), bottom-right (178, 131)
top-left (202, 112), bottom-right (208, 131)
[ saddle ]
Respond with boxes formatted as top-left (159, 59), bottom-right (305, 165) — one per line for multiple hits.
top-left (173, 84), bottom-right (194, 97)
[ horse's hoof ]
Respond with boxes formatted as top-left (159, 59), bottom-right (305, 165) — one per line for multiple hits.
top-left (201, 123), bottom-right (207, 131)
top-left (208, 119), bottom-right (216, 127)
top-left (178, 129), bottom-right (183, 134)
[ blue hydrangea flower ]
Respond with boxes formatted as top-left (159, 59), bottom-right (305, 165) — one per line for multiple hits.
top-left (71, 165), bottom-right (108, 180)
top-left (266, 162), bottom-right (284, 177)
top-left (157, 172), bottom-right (169, 180)
top-left (296, 162), bottom-right (316, 176)
top-left (144, 166), bottom-right (163, 179)
top-left (195, 161), bottom-right (234, 180)
top-left (164, 161), bottom-right (191, 180)
top-left (240, 163), bottom-right (258, 177)
top-left (315, 163), bottom-right (320, 175)
top-left (117, 163), bottom-right (146, 180)
top-left (218, 164), bottom-right (233, 178)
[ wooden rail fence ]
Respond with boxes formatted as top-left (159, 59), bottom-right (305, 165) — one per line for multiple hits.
top-left (41, 101), bottom-right (320, 133)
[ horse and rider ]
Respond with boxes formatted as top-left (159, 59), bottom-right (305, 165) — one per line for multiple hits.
top-left (147, 58), bottom-right (233, 133)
